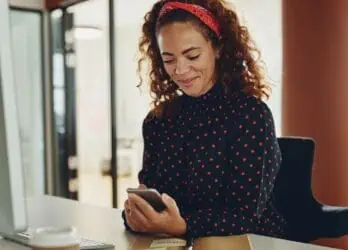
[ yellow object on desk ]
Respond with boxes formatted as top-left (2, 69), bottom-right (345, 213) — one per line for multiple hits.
top-left (193, 235), bottom-right (251, 250)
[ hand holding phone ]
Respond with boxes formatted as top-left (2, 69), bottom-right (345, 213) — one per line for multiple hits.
top-left (125, 188), bottom-right (187, 236)
top-left (127, 188), bottom-right (167, 212)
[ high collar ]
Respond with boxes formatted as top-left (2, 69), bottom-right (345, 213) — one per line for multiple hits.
top-left (183, 82), bottom-right (224, 104)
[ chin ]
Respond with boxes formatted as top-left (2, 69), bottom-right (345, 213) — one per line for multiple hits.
top-left (179, 81), bottom-right (207, 97)
top-left (182, 88), bottom-right (199, 97)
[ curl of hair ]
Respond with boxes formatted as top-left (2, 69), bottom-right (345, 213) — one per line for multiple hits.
top-left (137, 0), bottom-right (271, 118)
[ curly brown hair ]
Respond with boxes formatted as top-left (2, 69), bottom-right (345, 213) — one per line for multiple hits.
top-left (137, 0), bottom-right (271, 118)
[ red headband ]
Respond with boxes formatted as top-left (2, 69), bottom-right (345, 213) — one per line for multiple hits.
top-left (157, 2), bottom-right (221, 38)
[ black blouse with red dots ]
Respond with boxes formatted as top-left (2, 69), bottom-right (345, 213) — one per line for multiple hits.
top-left (123, 82), bottom-right (287, 241)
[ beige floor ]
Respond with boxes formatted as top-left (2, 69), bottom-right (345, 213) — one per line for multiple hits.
top-left (78, 169), bottom-right (139, 209)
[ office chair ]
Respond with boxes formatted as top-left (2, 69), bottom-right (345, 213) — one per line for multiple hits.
top-left (273, 137), bottom-right (348, 242)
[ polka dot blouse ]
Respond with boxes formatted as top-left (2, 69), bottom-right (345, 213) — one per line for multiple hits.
top-left (124, 83), bottom-right (287, 240)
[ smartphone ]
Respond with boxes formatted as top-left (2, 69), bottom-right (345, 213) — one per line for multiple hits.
top-left (127, 188), bottom-right (167, 212)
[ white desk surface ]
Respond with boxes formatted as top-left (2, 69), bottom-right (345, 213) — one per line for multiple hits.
top-left (0, 196), bottom-right (339, 250)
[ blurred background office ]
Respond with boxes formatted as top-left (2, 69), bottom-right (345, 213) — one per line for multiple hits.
top-left (4, 0), bottom-right (348, 248)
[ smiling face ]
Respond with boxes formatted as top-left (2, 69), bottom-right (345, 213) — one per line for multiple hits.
top-left (157, 22), bottom-right (219, 97)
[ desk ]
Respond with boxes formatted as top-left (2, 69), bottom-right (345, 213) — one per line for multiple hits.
top-left (0, 196), bottom-right (340, 250)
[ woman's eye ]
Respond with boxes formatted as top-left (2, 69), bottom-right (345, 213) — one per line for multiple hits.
top-left (188, 55), bottom-right (200, 60)
top-left (163, 59), bottom-right (175, 64)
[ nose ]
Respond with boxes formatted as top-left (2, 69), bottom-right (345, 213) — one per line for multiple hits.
top-left (174, 59), bottom-right (189, 75)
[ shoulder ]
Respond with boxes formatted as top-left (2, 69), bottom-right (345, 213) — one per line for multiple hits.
top-left (142, 96), bottom-right (181, 129)
top-left (229, 91), bottom-right (274, 126)
top-left (161, 95), bottom-right (184, 119)
top-left (147, 95), bottom-right (184, 121)
top-left (142, 110), bottom-right (160, 134)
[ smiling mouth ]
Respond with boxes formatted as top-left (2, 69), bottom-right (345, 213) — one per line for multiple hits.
top-left (179, 77), bottom-right (198, 85)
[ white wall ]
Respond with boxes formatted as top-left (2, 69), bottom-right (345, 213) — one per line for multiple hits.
top-left (114, 1), bottom-right (154, 140)
top-left (75, 32), bottom-right (112, 172)
top-left (72, 0), bottom-right (112, 173)
top-left (114, 25), bottom-right (152, 140)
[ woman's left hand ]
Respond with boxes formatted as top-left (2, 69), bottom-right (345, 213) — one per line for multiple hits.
top-left (126, 193), bottom-right (187, 236)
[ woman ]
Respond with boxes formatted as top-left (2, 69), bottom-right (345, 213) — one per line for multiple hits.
top-left (123, 0), bottom-right (287, 241)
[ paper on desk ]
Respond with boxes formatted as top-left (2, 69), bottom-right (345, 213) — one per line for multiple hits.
top-left (150, 238), bottom-right (187, 248)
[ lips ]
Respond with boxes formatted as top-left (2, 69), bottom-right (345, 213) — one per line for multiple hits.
top-left (178, 76), bottom-right (198, 86)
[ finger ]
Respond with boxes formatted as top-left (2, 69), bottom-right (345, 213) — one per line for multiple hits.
top-left (125, 209), bottom-right (137, 230)
top-left (127, 217), bottom-right (140, 232)
top-left (162, 193), bottom-right (179, 214)
top-left (124, 199), bottom-right (128, 208)
top-left (128, 194), bottom-right (158, 219)
top-left (127, 194), bottom-right (135, 211)
top-left (127, 209), bottom-right (150, 233)
top-left (126, 208), bottom-right (145, 232)
top-left (125, 198), bottom-right (133, 214)
top-left (129, 205), bottom-right (150, 230)
top-left (138, 184), bottom-right (147, 189)
top-left (124, 200), bottom-right (132, 215)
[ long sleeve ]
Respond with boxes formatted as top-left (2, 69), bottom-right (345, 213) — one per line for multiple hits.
top-left (138, 112), bottom-right (160, 188)
top-left (123, 112), bottom-right (159, 232)
top-left (182, 100), bottom-right (282, 239)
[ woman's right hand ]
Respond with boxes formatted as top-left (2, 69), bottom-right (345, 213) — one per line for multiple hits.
top-left (124, 184), bottom-right (147, 232)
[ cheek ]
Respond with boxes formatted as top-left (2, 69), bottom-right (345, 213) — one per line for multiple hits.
top-left (196, 54), bottom-right (215, 72)
top-left (194, 61), bottom-right (213, 76)
top-left (204, 60), bottom-right (216, 76)
top-left (164, 64), bottom-right (175, 76)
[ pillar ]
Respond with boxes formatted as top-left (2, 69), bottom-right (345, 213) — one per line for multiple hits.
top-left (282, 0), bottom-right (348, 248)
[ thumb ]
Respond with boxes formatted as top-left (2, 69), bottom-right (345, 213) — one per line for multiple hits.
top-left (162, 193), bottom-right (178, 214)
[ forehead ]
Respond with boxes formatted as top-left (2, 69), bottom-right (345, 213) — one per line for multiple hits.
top-left (157, 22), bottom-right (210, 53)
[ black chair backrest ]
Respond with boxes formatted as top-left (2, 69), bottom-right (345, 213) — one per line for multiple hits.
top-left (274, 137), bottom-right (348, 242)
top-left (273, 137), bottom-right (319, 230)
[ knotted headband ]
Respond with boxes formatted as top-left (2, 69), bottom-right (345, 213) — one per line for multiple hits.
top-left (157, 2), bottom-right (222, 38)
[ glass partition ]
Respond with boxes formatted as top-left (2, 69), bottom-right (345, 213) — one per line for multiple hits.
top-left (9, 9), bottom-right (45, 197)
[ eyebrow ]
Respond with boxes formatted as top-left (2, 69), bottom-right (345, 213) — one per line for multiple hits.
top-left (162, 47), bottom-right (200, 56)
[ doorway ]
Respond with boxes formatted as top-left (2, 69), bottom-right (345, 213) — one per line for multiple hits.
top-left (50, 0), bottom-right (114, 208)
